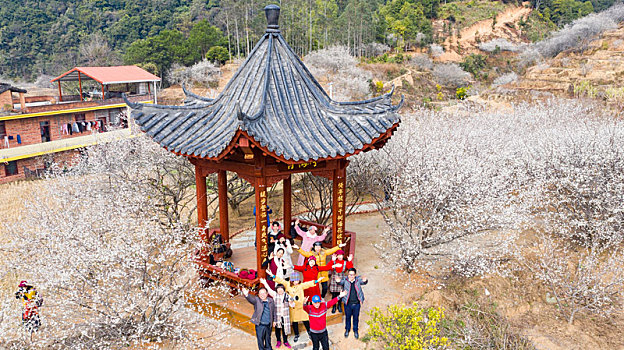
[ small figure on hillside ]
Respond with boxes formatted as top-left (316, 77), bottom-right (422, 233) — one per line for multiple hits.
top-left (293, 256), bottom-right (332, 300)
top-left (303, 291), bottom-right (347, 350)
top-left (294, 218), bottom-right (329, 266)
top-left (296, 240), bottom-right (346, 298)
top-left (329, 252), bottom-right (353, 313)
top-left (335, 268), bottom-right (368, 339)
top-left (15, 281), bottom-right (43, 342)
top-left (260, 279), bottom-right (295, 349)
top-left (274, 272), bottom-right (319, 343)
top-left (242, 286), bottom-right (275, 350)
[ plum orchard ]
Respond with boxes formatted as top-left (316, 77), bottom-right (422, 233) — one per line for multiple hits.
top-left (353, 99), bottom-right (624, 323)
top-left (0, 136), bottom-right (228, 348)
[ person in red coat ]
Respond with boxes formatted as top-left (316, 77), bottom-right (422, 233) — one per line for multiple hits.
top-left (303, 292), bottom-right (347, 350)
top-left (329, 251), bottom-right (354, 313)
top-left (293, 256), bottom-right (333, 300)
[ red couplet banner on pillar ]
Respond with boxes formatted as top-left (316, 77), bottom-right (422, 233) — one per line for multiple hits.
top-left (255, 177), bottom-right (268, 278)
top-left (332, 165), bottom-right (347, 246)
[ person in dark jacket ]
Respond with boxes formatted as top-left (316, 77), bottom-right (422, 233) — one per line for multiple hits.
top-left (243, 286), bottom-right (275, 350)
top-left (335, 268), bottom-right (368, 339)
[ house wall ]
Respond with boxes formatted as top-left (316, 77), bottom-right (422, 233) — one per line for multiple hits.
top-left (0, 91), bottom-right (12, 111)
top-left (0, 150), bottom-right (79, 184)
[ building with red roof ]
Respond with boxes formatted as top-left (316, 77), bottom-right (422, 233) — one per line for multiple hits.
top-left (0, 65), bottom-right (160, 183)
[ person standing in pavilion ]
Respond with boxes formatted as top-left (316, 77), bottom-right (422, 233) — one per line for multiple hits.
top-left (273, 272), bottom-right (319, 343)
top-left (334, 268), bottom-right (368, 339)
top-left (273, 234), bottom-right (294, 271)
top-left (293, 256), bottom-right (332, 300)
top-left (293, 218), bottom-right (329, 266)
top-left (328, 252), bottom-right (353, 313)
top-left (268, 221), bottom-right (282, 254)
top-left (259, 279), bottom-right (294, 349)
top-left (295, 240), bottom-right (346, 298)
top-left (303, 291), bottom-right (347, 350)
top-left (263, 247), bottom-right (293, 290)
top-left (242, 286), bottom-right (275, 350)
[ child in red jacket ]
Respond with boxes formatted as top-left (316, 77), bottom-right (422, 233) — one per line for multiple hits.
top-left (303, 292), bottom-right (347, 350)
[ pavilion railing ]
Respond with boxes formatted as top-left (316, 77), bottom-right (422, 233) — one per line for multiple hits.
top-left (194, 219), bottom-right (356, 293)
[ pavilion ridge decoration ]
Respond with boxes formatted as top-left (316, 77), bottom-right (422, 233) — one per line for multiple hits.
top-left (126, 4), bottom-right (403, 282)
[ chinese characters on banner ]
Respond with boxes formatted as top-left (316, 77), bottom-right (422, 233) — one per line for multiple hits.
top-left (335, 180), bottom-right (346, 245)
top-left (259, 185), bottom-right (268, 261)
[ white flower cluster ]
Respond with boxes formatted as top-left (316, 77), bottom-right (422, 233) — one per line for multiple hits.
top-left (0, 136), bottom-right (227, 348)
top-left (352, 99), bottom-right (624, 318)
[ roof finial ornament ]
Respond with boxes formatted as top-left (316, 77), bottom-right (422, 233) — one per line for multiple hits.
top-left (264, 4), bottom-right (280, 32)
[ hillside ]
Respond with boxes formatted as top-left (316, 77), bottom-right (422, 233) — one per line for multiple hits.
top-left (509, 24), bottom-right (624, 97)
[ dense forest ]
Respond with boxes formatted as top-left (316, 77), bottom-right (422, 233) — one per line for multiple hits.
top-left (0, 0), bottom-right (618, 81)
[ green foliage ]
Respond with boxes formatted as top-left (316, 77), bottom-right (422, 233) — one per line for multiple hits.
top-left (460, 53), bottom-right (487, 78)
top-left (124, 29), bottom-right (192, 79)
top-left (530, 0), bottom-right (600, 27)
top-left (0, 0), bottom-right (193, 80)
top-left (375, 81), bottom-right (385, 94)
top-left (456, 87), bottom-right (468, 100)
top-left (380, 0), bottom-right (433, 49)
top-left (573, 80), bottom-right (598, 98)
top-left (366, 303), bottom-right (449, 350)
top-left (188, 20), bottom-right (226, 62)
top-left (438, 0), bottom-right (506, 30)
top-left (206, 46), bottom-right (230, 65)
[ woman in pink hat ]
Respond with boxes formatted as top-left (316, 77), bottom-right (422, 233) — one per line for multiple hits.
top-left (293, 218), bottom-right (329, 266)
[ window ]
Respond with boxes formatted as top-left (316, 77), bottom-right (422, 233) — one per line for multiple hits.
top-left (0, 121), bottom-right (5, 139)
top-left (74, 113), bottom-right (85, 122)
top-left (5, 161), bottom-right (17, 176)
top-left (40, 121), bottom-right (50, 143)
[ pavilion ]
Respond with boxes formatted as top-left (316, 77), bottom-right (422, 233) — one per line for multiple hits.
top-left (126, 4), bottom-right (402, 289)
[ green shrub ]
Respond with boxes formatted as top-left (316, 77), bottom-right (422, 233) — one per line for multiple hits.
top-left (366, 303), bottom-right (449, 350)
top-left (206, 46), bottom-right (229, 65)
top-left (456, 87), bottom-right (468, 100)
top-left (460, 53), bottom-right (487, 78)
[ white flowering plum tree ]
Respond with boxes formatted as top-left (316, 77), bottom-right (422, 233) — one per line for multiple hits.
top-left (0, 135), bottom-right (227, 349)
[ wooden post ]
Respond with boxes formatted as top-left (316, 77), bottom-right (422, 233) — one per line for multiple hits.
top-left (283, 175), bottom-right (292, 237)
top-left (195, 164), bottom-right (208, 242)
top-left (331, 161), bottom-right (347, 247)
top-left (18, 92), bottom-right (25, 111)
top-left (255, 176), bottom-right (268, 278)
top-left (218, 170), bottom-right (229, 242)
top-left (78, 72), bottom-right (83, 101)
top-left (101, 83), bottom-right (105, 100)
top-left (57, 81), bottom-right (63, 102)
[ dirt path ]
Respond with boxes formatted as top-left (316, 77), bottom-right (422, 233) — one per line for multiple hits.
top-left (216, 212), bottom-right (428, 349)
top-left (438, 4), bottom-right (532, 62)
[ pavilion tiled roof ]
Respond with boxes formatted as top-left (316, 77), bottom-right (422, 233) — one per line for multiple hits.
top-left (126, 6), bottom-right (402, 162)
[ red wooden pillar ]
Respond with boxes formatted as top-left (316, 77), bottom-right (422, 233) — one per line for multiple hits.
top-left (331, 161), bottom-right (347, 247)
top-left (255, 176), bottom-right (268, 278)
top-left (78, 72), bottom-right (83, 100)
top-left (218, 170), bottom-right (229, 242)
top-left (283, 175), bottom-right (292, 237)
top-left (57, 81), bottom-right (63, 102)
top-left (195, 164), bottom-right (208, 242)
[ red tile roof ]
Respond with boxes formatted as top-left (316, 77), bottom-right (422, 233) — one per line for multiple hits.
top-left (51, 66), bottom-right (160, 85)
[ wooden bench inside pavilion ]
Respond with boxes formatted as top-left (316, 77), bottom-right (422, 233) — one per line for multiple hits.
top-left (127, 4), bottom-right (402, 334)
